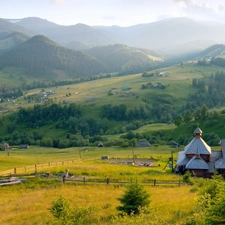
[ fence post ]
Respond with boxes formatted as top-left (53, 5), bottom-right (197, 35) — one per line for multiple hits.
top-left (62, 161), bottom-right (64, 165)
top-left (106, 178), bottom-right (110, 185)
top-left (14, 167), bottom-right (17, 174)
top-left (154, 179), bottom-right (156, 186)
top-left (25, 167), bottom-right (26, 172)
top-left (62, 175), bottom-right (66, 184)
top-left (83, 177), bottom-right (86, 184)
top-left (48, 162), bottom-right (50, 167)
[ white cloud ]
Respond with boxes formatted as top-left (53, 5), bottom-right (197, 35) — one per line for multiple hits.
top-left (173, 0), bottom-right (225, 22)
top-left (50, 0), bottom-right (68, 5)
top-left (219, 5), bottom-right (225, 12)
top-left (173, 0), bottom-right (195, 7)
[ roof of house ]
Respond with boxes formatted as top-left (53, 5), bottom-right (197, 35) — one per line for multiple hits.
top-left (184, 137), bottom-right (211, 155)
top-left (186, 155), bottom-right (209, 170)
top-left (221, 139), bottom-right (225, 160)
top-left (136, 142), bottom-right (151, 147)
top-left (215, 158), bottom-right (225, 169)
top-left (214, 139), bottom-right (225, 169)
top-left (210, 151), bottom-right (222, 162)
top-left (177, 151), bottom-right (188, 165)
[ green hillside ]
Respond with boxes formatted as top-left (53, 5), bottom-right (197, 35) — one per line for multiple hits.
top-left (198, 44), bottom-right (225, 58)
top-left (0, 32), bottom-right (29, 53)
top-left (84, 44), bottom-right (162, 73)
top-left (0, 35), bottom-right (107, 78)
top-left (0, 62), bottom-right (225, 148)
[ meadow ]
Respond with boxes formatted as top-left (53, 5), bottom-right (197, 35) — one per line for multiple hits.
top-left (0, 145), bottom-right (202, 225)
top-left (3, 62), bottom-right (225, 112)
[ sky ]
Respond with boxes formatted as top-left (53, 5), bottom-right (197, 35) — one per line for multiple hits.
top-left (1, 0), bottom-right (225, 27)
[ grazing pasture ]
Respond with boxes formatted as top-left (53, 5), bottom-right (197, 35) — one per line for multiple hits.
top-left (0, 145), bottom-right (201, 225)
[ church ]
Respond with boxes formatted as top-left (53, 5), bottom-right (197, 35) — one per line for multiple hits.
top-left (176, 128), bottom-right (225, 178)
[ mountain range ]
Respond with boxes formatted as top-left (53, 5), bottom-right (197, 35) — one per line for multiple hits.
top-left (1, 16), bottom-right (225, 79)
top-left (6, 17), bottom-right (225, 55)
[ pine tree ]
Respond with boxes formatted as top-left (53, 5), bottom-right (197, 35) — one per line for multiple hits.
top-left (117, 180), bottom-right (150, 215)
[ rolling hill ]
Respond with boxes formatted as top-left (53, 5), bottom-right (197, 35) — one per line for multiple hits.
top-left (197, 44), bottom-right (225, 58)
top-left (0, 35), bottom-right (107, 78)
top-left (84, 44), bottom-right (163, 73)
top-left (0, 32), bottom-right (29, 54)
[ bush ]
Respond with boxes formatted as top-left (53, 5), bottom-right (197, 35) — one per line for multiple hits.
top-left (117, 180), bottom-right (150, 215)
top-left (49, 196), bottom-right (98, 225)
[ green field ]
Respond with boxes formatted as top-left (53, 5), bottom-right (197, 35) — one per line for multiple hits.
top-left (0, 145), bottom-right (201, 225)
top-left (2, 62), bottom-right (225, 112)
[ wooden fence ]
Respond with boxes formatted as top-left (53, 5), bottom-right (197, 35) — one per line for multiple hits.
top-left (63, 177), bottom-right (185, 186)
top-left (0, 159), bottom-right (82, 176)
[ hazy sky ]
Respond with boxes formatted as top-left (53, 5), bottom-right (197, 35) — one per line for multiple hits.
top-left (1, 0), bottom-right (225, 26)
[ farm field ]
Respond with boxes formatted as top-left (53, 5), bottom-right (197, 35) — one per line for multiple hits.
top-left (0, 146), bottom-right (201, 225)
top-left (2, 63), bottom-right (225, 113)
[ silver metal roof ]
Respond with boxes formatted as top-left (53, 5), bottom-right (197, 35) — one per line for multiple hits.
top-left (194, 128), bottom-right (202, 135)
top-left (222, 139), bottom-right (225, 160)
top-left (176, 151), bottom-right (190, 165)
top-left (184, 137), bottom-right (211, 155)
top-left (210, 151), bottom-right (222, 162)
top-left (176, 151), bottom-right (185, 165)
top-left (186, 155), bottom-right (209, 170)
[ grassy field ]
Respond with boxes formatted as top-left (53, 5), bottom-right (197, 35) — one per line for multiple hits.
top-left (2, 62), bottom-right (225, 112)
top-left (0, 145), bottom-right (201, 225)
top-left (0, 145), bottom-right (179, 172)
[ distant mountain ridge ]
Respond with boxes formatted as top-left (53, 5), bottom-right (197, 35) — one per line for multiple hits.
top-left (4, 16), bottom-right (225, 56)
top-left (1, 16), bottom-right (225, 79)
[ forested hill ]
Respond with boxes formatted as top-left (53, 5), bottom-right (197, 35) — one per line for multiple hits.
top-left (84, 44), bottom-right (163, 73)
top-left (0, 32), bottom-right (29, 54)
top-left (198, 44), bottom-right (225, 58)
top-left (0, 35), bottom-right (107, 78)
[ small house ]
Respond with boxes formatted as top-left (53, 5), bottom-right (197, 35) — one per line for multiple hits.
top-left (3, 143), bottom-right (9, 149)
top-left (136, 142), bottom-right (151, 147)
top-left (172, 141), bottom-right (179, 148)
top-left (98, 143), bottom-right (104, 147)
top-left (63, 100), bottom-right (70, 104)
top-left (19, 144), bottom-right (29, 149)
top-left (88, 97), bottom-right (95, 102)
top-left (101, 156), bottom-right (109, 160)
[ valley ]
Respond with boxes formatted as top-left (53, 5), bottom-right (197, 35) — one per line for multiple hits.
top-left (1, 14), bottom-right (225, 225)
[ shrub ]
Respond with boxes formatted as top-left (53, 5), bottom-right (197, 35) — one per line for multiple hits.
top-left (117, 180), bottom-right (150, 215)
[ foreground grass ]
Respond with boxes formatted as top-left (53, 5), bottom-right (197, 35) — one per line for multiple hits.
top-left (0, 177), bottom-right (197, 225)
top-left (0, 145), bottom-right (198, 224)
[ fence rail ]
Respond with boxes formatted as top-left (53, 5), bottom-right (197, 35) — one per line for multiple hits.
top-left (0, 159), bottom-right (82, 176)
top-left (64, 177), bottom-right (184, 186)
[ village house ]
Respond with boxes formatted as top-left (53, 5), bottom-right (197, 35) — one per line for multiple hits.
top-left (176, 128), bottom-right (225, 178)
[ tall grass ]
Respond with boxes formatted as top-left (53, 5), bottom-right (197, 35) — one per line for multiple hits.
top-left (0, 146), bottom-right (199, 224)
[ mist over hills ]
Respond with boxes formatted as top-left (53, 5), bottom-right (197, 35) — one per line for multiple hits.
top-left (6, 16), bottom-right (225, 56)
top-left (84, 44), bottom-right (162, 73)
top-left (1, 16), bottom-right (225, 79)
top-left (0, 18), bottom-right (32, 39)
